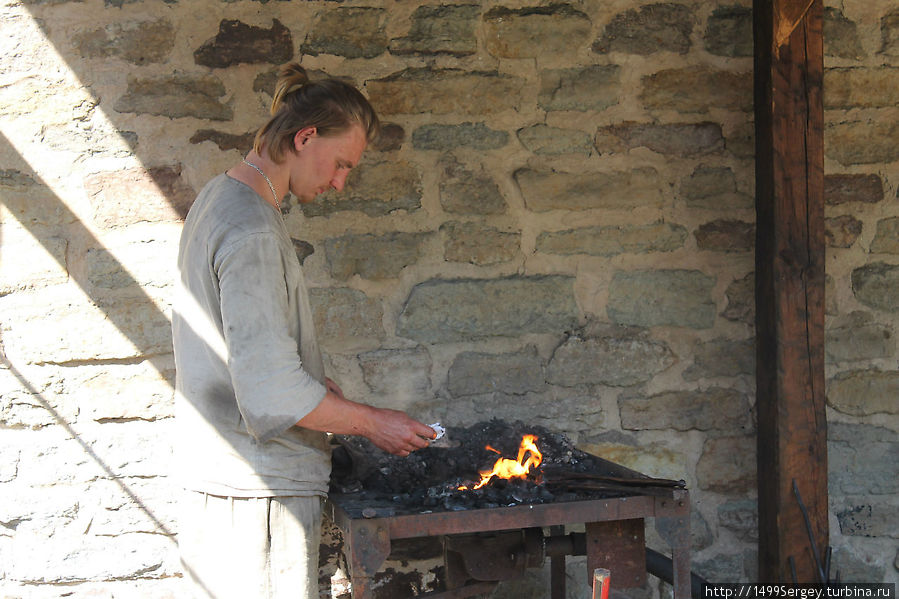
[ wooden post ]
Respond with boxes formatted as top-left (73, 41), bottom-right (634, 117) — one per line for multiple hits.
top-left (753, 0), bottom-right (828, 583)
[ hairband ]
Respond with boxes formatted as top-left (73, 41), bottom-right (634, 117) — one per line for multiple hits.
top-left (285, 83), bottom-right (304, 95)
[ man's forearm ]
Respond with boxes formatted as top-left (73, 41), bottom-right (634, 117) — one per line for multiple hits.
top-left (295, 389), bottom-right (435, 456)
top-left (295, 390), bottom-right (375, 437)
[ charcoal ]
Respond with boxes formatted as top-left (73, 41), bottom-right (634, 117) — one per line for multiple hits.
top-left (329, 419), bottom-right (649, 514)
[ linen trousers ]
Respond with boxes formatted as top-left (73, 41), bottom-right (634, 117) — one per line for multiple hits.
top-left (178, 491), bottom-right (323, 599)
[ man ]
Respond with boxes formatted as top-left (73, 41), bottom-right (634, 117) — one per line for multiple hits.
top-left (172, 62), bottom-right (435, 599)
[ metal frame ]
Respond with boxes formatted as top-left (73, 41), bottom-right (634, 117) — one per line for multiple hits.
top-left (326, 488), bottom-right (691, 599)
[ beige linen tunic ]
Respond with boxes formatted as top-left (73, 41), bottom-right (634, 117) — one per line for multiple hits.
top-left (172, 173), bottom-right (330, 497)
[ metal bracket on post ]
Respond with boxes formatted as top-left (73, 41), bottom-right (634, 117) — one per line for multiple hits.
top-left (347, 519), bottom-right (391, 599)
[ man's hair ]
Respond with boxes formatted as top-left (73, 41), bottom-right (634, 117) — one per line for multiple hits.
top-left (253, 62), bottom-right (380, 163)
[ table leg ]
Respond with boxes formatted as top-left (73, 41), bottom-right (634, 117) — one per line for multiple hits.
top-left (347, 520), bottom-right (391, 599)
top-left (656, 513), bottom-right (691, 599)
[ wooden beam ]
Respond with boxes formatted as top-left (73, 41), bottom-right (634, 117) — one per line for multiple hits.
top-left (753, 0), bottom-right (828, 583)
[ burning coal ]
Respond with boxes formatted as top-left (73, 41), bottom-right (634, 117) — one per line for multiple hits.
top-left (459, 434), bottom-right (543, 490)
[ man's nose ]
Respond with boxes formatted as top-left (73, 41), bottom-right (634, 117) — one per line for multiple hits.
top-left (331, 171), bottom-right (349, 192)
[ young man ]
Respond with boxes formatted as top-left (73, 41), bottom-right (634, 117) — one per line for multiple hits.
top-left (172, 63), bottom-right (435, 599)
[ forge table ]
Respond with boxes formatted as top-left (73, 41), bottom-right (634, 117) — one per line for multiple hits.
top-left (326, 487), bottom-right (691, 599)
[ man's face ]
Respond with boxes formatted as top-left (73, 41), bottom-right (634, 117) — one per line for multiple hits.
top-left (288, 125), bottom-right (367, 203)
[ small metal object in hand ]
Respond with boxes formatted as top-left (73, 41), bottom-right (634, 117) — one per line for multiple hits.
top-left (429, 423), bottom-right (445, 441)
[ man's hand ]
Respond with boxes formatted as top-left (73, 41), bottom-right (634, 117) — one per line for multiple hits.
top-left (296, 380), bottom-right (436, 457)
top-left (364, 407), bottom-right (435, 457)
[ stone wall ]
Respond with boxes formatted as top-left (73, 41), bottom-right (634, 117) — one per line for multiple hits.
top-left (0, 0), bottom-right (896, 597)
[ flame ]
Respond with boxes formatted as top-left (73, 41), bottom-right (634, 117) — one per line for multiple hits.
top-left (460, 435), bottom-right (542, 490)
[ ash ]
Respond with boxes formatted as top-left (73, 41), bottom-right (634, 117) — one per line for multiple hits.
top-left (329, 419), bottom-right (629, 513)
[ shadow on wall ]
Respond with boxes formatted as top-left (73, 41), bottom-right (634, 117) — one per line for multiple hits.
top-left (0, 130), bottom-right (217, 594)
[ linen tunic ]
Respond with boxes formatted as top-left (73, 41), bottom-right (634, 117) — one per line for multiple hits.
top-left (172, 173), bottom-right (330, 497)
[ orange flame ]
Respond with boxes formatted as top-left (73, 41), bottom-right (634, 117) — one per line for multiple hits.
top-left (460, 435), bottom-right (542, 490)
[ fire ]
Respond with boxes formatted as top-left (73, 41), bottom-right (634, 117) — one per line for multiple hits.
top-left (460, 434), bottom-right (543, 490)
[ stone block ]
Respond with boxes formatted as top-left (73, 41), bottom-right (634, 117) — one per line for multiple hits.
top-left (682, 337), bottom-right (754, 381)
top-left (412, 122), bottom-right (508, 151)
top-left (580, 437), bottom-right (685, 482)
top-left (829, 547), bottom-right (885, 583)
top-left (9, 530), bottom-right (177, 583)
top-left (536, 222), bottom-right (687, 256)
top-left (725, 121), bottom-right (756, 159)
top-left (827, 369), bottom-right (899, 416)
top-left (825, 312), bottom-right (894, 363)
top-left (717, 499), bottom-right (759, 542)
top-left (693, 553), bottom-right (746, 585)
top-left (323, 231), bottom-right (432, 281)
top-left (829, 422), bottom-right (898, 495)
top-left (851, 261), bottom-right (899, 312)
top-left (0, 367), bottom-right (74, 430)
top-left (309, 287), bottom-right (384, 343)
top-left (0, 169), bottom-right (71, 227)
top-left (85, 238), bottom-right (178, 292)
top-left (825, 215), bottom-right (863, 248)
top-left (0, 226), bottom-right (68, 294)
top-left (439, 156), bottom-right (507, 215)
top-left (389, 4), bottom-right (479, 56)
top-left (516, 125), bottom-right (593, 156)
top-left (195, 19), bottom-right (293, 67)
top-left (656, 509), bottom-right (714, 552)
top-left (825, 67), bottom-right (899, 109)
top-left (396, 276), bottom-right (579, 343)
top-left (696, 435), bottom-right (756, 493)
top-left (679, 165), bottom-right (753, 210)
top-left (84, 165), bottom-right (195, 228)
top-left (704, 6), bottom-right (753, 57)
top-left (825, 173), bottom-right (884, 205)
top-left (641, 67), bottom-right (752, 113)
top-left (72, 18), bottom-right (174, 65)
top-left (302, 8), bottom-right (387, 59)
top-left (483, 4), bottom-right (591, 58)
top-left (546, 331), bottom-right (676, 387)
top-left (722, 272), bottom-right (754, 324)
top-left (301, 160), bottom-right (422, 217)
top-left (826, 121), bottom-right (899, 165)
top-left (592, 3), bottom-right (693, 55)
top-left (358, 347), bottom-right (431, 402)
top-left (694, 220), bottom-right (754, 253)
top-left (537, 65), bottom-right (620, 112)
top-left (82, 477), bottom-right (178, 536)
top-left (837, 500), bottom-right (899, 538)
top-left (607, 269), bottom-right (717, 329)
top-left (619, 387), bottom-right (750, 432)
top-left (0, 289), bottom-right (172, 363)
top-left (114, 74), bottom-right (232, 121)
top-left (880, 8), bottom-right (899, 57)
top-left (515, 167), bottom-right (664, 212)
top-left (370, 123), bottom-right (405, 152)
top-left (595, 122), bottom-right (725, 157)
top-left (367, 68), bottom-right (523, 115)
top-left (190, 129), bottom-right (255, 154)
top-left (75, 361), bottom-right (175, 422)
top-left (824, 8), bottom-right (865, 59)
top-left (870, 217), bottom-right (899, 254)
top-left (450, 389), bottom-right (602, 435)
top-left (446, 346), bottom-right (544, 397)
top-left (441, 221), bottom-right (519, 266)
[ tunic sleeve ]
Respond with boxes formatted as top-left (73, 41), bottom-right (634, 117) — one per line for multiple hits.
top-left (215, 232), bottom-right (326, 442)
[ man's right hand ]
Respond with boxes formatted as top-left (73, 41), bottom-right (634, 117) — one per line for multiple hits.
top-left (363, 407), bottom-right (435, 456)
top-left (295, 385), bottom-right (436, 457)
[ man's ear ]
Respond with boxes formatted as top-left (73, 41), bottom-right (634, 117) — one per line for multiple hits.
top-left (293, 127), bottom-right (317, 151)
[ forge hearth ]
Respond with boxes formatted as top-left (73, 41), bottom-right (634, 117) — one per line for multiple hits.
top-left (327, 421), bottom-right (691, 599)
